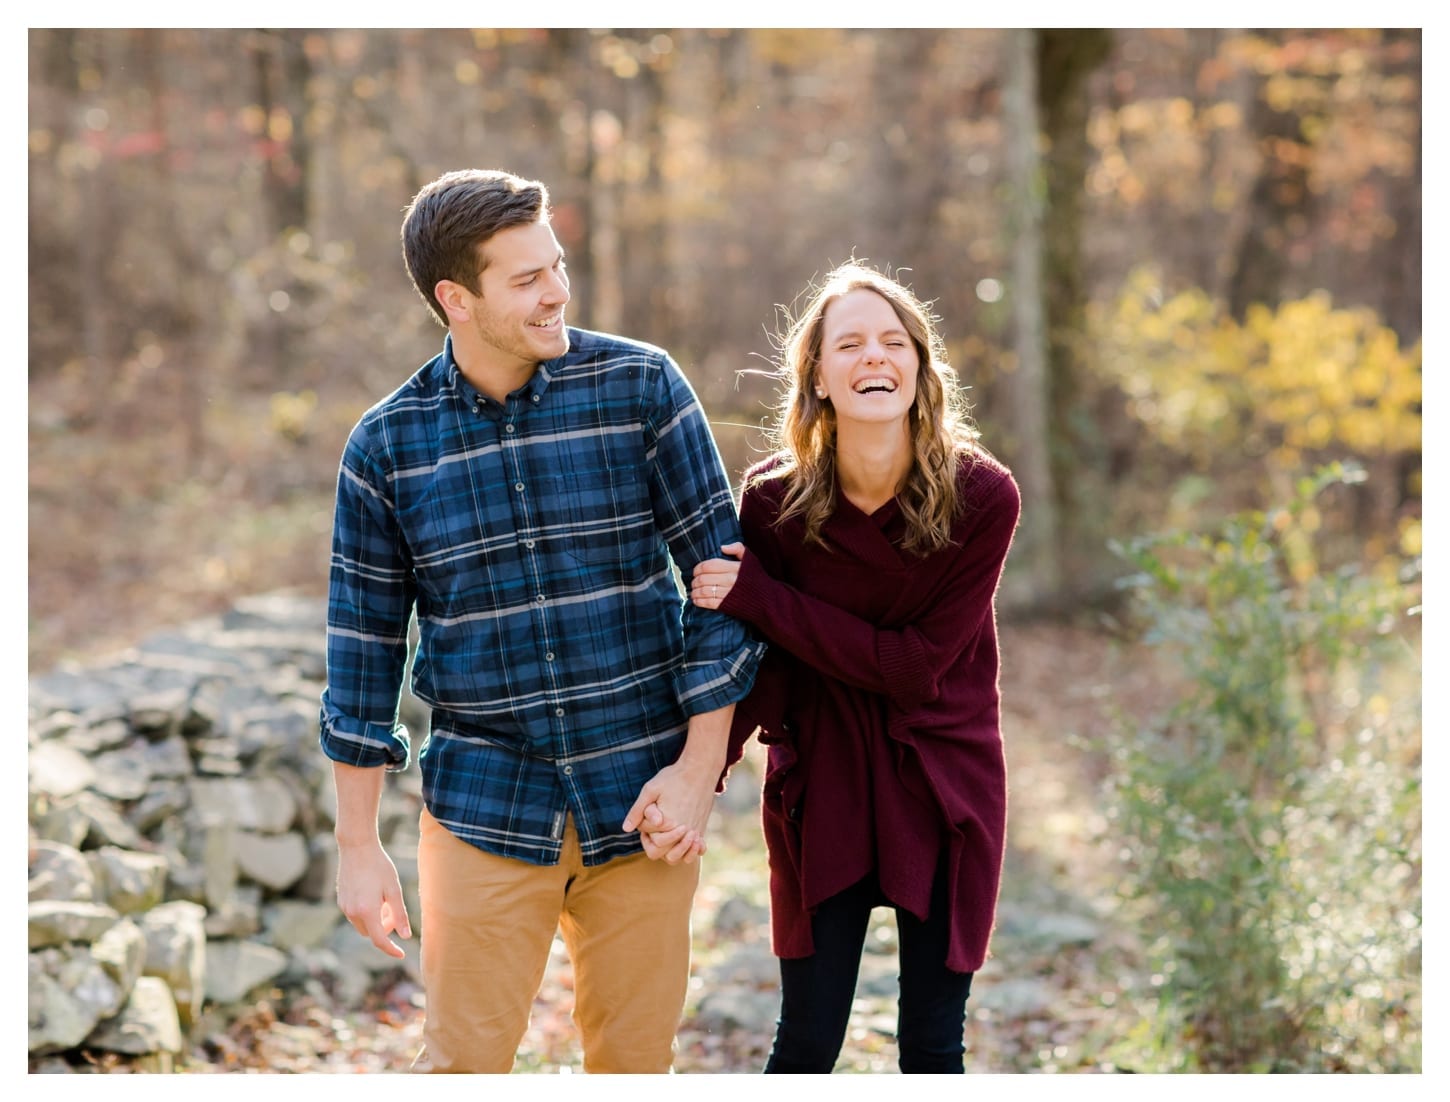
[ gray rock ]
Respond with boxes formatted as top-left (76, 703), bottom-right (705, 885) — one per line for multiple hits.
top-left (30, 709), bottom-right (81, 743)
top-left (29, 741), bottom-right (97, 798)
top-left (51, 941), bottom-right (128, 1020)
top-left (189, 776), bottom-right (299, 834)
top-left (87, 846), bottom-right (170, 913)
top-left (29, 791), bottom-right (91, 849)
top-left (140, 901), bottom-right (208, 1027)
top-left (856, 953), bottom-right (900, 998)
top-left (264, 899), bottom-right (343, 952)
top-left (203, 885), bottom-right (263, 938)
top-left (690, 988), bottom-right (780, 1035)
top-left (23, 591), bottom-right (453, 1058)
top-left (86, 976), bottom-right (183, 1055)
top-left (58, 717), bottom-right (133, 755)
top-left (290, 946), bottom-right (371, 1006)
top-left (227, 592), bottom-right (327, 631)
top-left (28, 668), bottom-right (132, 720)
top-left (92, 917), bottom-right (148, 997)
top-left (29, 900), bottom-right (121, 949)
top-left (192, 742), bottom-right (245, 776)
top-left (994, 904), bottom-right (1102, 949)
top-left (200, 815), bottom-right (239, 909)
top-left (295, 831), bottom-right (340, 903)
top-left (713, 893), bottom-right (770, 938)
top-left (132, 632), bottom-right (258, 678)
top-left (29, 951), bottom-right (107, 1054)
top-left (1029, 912), bottom-right (1102, 948)
top-left (75, 790), bottom-right (146, 849)
top-left (29, 839), bottom-right (97, 903)
top-left (236, 830), bottom-right (310, 892)
top-left (129, 779), bottom-right (192, 834)
top-left (141, 734), bottom-right (195, 779)
top-left (87, 744), bottom-right (154, 801)
top-left (127, 687), bottom-right (194, 737)
top-left (203, 939), bottom-right (289, 1004)
top-left (328, 918), bottom-right (421, 979)
top-left (703, 944), bottom-right (779, 989)
top-left (971, 976), bottom-right (1054, 1018)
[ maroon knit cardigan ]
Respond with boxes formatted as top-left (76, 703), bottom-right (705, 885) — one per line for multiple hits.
top-left (716, 450), bottom-right (1021, 973)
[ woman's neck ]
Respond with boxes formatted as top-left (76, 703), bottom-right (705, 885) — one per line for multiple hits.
top-left (835, 420), bottom-right (913, 516)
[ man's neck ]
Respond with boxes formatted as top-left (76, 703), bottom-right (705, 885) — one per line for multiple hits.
top-left (450, 329), bottom-right (538, 405)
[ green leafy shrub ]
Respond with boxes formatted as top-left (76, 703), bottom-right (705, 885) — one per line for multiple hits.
top-left (1102, 462), bottom-right (1421, 1071)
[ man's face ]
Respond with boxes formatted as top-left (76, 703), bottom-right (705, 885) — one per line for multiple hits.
top-left (466, 220), bottom-right (571, 372)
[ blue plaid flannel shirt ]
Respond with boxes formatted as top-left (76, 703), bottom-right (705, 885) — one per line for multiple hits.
top-left (320, 329), bottom-right (763, 866)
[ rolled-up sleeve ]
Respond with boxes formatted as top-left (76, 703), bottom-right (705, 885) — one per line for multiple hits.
top-left (319, 424), bottom-right (415, 770)
top-left (642, 354), bottom-right (765, 716)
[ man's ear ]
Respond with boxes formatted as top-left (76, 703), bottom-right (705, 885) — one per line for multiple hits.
top-left (435, 279), bottom-right (473, 324)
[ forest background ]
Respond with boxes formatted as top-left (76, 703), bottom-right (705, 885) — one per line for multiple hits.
top-left (27, 27), bottom-right (1424, 1074)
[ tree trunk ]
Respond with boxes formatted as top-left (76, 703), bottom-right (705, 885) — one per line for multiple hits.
top-left (999, 28), bottom-right (1060, 608)
top-left (1226, 31), bottom-right (1316, 319)
top-left (1036, 28), bottom-right (1113, 599)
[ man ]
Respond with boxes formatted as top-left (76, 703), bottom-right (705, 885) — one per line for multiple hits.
top-left (319, 168), bottom-right (763, 1073)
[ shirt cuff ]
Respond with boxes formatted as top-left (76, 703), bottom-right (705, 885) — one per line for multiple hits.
top-left (674, 637), bottom-right (766, 718)
top-left (319, 709), bottom-right (411, 772)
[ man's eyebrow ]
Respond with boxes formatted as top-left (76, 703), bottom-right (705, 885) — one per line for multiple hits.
top-left (508, 248), bottom-right (566, 282)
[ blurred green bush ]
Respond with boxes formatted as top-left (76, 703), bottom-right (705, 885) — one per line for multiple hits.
top-left (1101, 461), bottom-right (1421, 1071)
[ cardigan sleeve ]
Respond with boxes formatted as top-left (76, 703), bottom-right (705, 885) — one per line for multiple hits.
top-left (720, 469), bottom-right (1020, 712)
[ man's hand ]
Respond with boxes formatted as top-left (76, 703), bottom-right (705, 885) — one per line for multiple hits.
top-left (625, 704), bottom-right (734, 864)
top-left (632, 802), bottom-right (700, 863)
top-left (331, 762), bottom-right (410, 958)
top-left (623, 756), bottom-right (719, 865)
top-left (336, 839), bottom-right (412, 959)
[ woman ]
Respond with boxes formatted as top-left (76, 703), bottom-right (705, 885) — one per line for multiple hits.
top-left (691, 263), bottom-right (1020, 1073)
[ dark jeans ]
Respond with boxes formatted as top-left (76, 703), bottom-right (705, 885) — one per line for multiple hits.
top-left (763, 868), bottom-right (973, 1074)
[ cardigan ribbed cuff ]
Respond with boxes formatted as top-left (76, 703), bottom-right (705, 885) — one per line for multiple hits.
top-left (717, 548), bottom-right (779, 630)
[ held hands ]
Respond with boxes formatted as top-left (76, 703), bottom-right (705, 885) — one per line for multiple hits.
top-left (690, 542), bottom-right (745, 611)
top-left (622, 757), bottom-right (719, 865)
top-left (335, 840), bottom-right (412, 959)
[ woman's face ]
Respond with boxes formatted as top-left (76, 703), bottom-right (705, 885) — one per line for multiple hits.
top-left (813, 288), bottom-right (919, 429)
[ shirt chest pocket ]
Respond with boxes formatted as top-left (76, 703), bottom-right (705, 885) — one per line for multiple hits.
top-left (545, 461), bottom-right (656, 568)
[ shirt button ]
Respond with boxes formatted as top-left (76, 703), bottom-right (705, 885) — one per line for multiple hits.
top-left (562, 765), bottom-right (573, 776)
top-left (505, 424), bottom-right (516, 434)
top-left (523, 539), bottom-right (535, 549)
top-left (544, 651), bottom-right (555, 662)
top-left (555, 707), bottom-right (565, 717)
top-left (531, 394), bottom-right (541, 403)
top-left (536, 594), bottom-right (546, 604)
top-left (515, 482), bottom-right (525, 493)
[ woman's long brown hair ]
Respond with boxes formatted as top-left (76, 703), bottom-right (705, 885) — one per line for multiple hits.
top-left (750, 263), bottom-right (980, 556)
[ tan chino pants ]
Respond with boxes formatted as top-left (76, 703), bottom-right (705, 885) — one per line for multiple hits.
top-left (413, 806), bottom-right (700, 1073)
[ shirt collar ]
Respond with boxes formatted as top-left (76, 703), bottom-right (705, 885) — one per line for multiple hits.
top-left (440, 332), bottom-right (561, 409)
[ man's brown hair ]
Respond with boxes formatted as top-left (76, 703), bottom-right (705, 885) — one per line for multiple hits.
top-left (401, 169), bottom-right (551, 327)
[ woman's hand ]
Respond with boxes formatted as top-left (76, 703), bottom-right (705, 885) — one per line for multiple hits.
top-left (690, 543), bottom-right (745, 610)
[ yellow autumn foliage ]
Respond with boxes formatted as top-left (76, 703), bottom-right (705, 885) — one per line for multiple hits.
top-left (1090, 268), bottom-right (1421, 466)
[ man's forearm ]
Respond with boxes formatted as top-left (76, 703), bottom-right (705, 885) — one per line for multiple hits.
top-left (675, 703), bottom-right (735, 779)
top-left (332, 761), bottom-right (388, 848)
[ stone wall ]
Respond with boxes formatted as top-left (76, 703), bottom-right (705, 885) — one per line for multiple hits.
top-left (27, 593), bottom-right (429, 1069)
